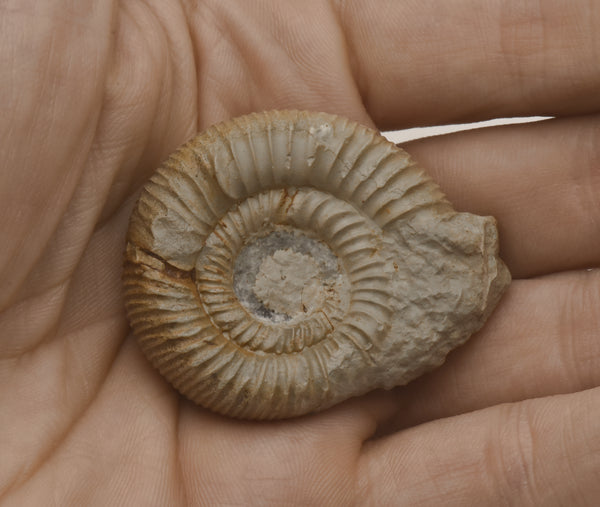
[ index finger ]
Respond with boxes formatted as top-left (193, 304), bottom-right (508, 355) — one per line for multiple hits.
top-left (338, 0), bottom-right (600, 129)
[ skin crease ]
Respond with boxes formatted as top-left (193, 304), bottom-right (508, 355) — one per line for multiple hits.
top-left (0, 0), bottom-right (599, 504)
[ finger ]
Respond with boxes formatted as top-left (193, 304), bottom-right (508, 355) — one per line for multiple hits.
top-left (382, 269), bottom-right (600, 432)
top-left (183, 0), bottom-right (375, 128)
top-left (403, 114), bottom-right (600, 278)
top-left (360, 387), bottom-right (600, 505)
top-left (337, 0), bottom-right (600, 128)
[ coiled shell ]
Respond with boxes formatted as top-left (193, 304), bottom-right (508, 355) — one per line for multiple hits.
top-left (123, 110), bottom-right (510, 420)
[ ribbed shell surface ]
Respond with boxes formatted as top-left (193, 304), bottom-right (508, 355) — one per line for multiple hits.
top-left (123, 110), bottom-right (511, 420)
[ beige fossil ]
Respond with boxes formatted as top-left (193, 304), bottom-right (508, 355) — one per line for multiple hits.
top-left (123, 110), bottom-right (511, 420)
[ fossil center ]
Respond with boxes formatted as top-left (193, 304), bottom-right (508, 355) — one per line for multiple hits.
top-left (233, 229), bottom-right (342, 323)
top-left (254, 249), bottom-right (325, 319)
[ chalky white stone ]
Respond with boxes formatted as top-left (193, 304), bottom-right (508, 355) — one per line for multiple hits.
top-left (123, 110), bottom-right (511, 420)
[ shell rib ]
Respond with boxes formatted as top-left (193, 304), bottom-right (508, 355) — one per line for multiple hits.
top-left (123, 110), bottom-right (511, 420)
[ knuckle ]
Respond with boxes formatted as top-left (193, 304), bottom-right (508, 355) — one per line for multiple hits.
top-left (486, 403), bottom-right (540, 504)
top-left (557, 271), bottom-right (600, 388)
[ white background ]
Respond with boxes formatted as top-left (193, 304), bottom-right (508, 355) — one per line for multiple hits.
top-left (382, 117), bottom-right (549, 144)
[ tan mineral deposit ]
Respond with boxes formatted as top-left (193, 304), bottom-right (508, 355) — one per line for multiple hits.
top-left (123, 110), bottom-right (511, 420)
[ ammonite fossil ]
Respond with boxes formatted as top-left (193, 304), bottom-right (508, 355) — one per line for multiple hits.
top-left (123, 110), bottom-right (510, 420)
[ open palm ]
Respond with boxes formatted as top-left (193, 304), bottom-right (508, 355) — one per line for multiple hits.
top-left (1, 1), bottom-right (599, 505)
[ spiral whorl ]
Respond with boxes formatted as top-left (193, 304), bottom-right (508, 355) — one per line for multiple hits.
top-left (123, 111), bottom-right (510, 419)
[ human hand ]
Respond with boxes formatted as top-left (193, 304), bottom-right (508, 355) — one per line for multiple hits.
top-left (1, 1), bottom-right (599, 504)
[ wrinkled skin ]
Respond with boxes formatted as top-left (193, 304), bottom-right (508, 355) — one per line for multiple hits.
top-left (1, 1), bottom-right (599, 505)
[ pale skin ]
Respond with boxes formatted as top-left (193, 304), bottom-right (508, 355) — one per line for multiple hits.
top-left (1, 0), bottom-right (599, 504)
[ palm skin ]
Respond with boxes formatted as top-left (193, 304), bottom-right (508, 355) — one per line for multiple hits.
top-left (1, 1), bottom-right (599, 505)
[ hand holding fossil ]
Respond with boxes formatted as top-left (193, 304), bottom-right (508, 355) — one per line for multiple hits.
top-left (1, 1), bottom-right (599, 504)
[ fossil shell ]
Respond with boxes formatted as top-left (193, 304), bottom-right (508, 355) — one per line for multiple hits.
top-left (123, 110), bottom-right (510, 420)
